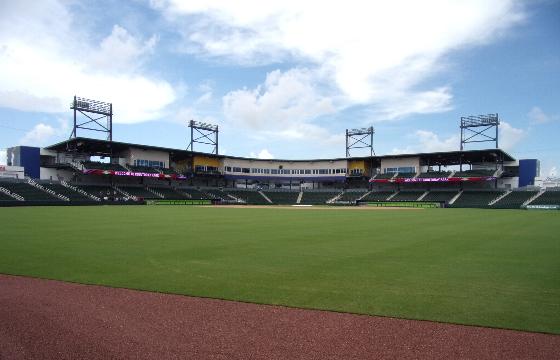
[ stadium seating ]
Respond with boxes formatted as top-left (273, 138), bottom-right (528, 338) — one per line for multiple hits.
top-left (394, 172), bottom-right (416, 179)
top-left (262, 191), bottom-right (300, 204)
top-left (119, 186), bottom-right (160, 199)
top-left (126, 165), bottom-right (160, 173)
top-left (299, 191), bottom-right (340, 205)
top-left (360, 191), bottom-right (394, 201)
top-left (78, 185), bottom-right (121, 199)
top-left (391, 191), bottom-right (424, 201)
top-left (374, 173), bottom-right (395, 179)
top-left (454, 169), bottom-right (496, 177)
top-left (338, 191), bottom-right (367, 202)
top-left (203, 189), bottom-right (229, 200)
top-left (160, 168), bottom-right (180, 175)
top-left (450, 191), bottom-right (503, 208)
top-left (82, 161), bottom-right (127, 172)
top-left (150, 187), bottom-right (190, 200)
top-left (491, 191), bottom-right (538, 209)
top-left (41, 183), bottom-right (92, 201)
top-left (0, 182), bottom-right (61, 201)
top-left (179, 188), bottom-right (210, 200)
top-left (422, 191), bottom-right (458, 202)
top-left (417, 171), bottom-right (451, 178)
top-left (0, 191), bottom-right (16, 201)
top-left (530, 191), bottom-right (560, 206)
top-left (225, 189), bottom-right (269, 204)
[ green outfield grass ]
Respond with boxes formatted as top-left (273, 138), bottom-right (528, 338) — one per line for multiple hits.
top-left (1, 206), bottom-right (559, 334)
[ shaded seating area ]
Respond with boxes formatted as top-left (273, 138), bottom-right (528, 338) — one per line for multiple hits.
top-left (394, 173), bottom-right (416, 179)
top-left (179, 188), bottom-right (210, 200)
top-left (361, 191), bottom-right (394, 201)
top-left (491, 191), bottom-right (538, 209)
top-left (119, 186), bottom-right (160, 199)
top-left (417, 171), bottom-right (451, 178)
top-left (263, 191), bottom-right (299, 204)
top-left (299, 191), bottom-right (340, 205)
top-left (41, 183), bottom-right (91, 201)
top-left (0, 182), bottom-right (60, 201)
top-left (0, 191), bottom-right (17, 201)
top-left (150, 187), bottom-right (190, 200)
top-left (374, 174), bottom-right (395, 179)
top-left (225, 190), bottom-right (269, 204)
top-left (338, 191), bottom-right (366, 202)
top-left (126, 165), bottom-right (160, 174)
top-left (391, 191), bottom-right (424, 201)
top-left (203, 189), bottom-right (229, 200)
top-left (422, 191), bottom-right (458, 202)
top-left (530, 190), bottom-right (560, 206)
top-left (82, 161), bottom-right (127, 172)
top-left (450, 191), bottom-right (503, 208)
top-left (454, 169), bottom-right (496, 177)
top-left (78, 185), bottom-right (121, 200)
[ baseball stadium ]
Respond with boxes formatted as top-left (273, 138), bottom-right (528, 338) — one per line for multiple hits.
top-left (1, 97), bottom-right (559, 358)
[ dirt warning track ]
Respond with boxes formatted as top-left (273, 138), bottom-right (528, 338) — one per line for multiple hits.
top-left (1, 274), bottom-right (558, 359)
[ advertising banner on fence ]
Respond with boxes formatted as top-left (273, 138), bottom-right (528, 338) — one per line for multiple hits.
top-left (83, 169), bottom-right (187, 180)
top-left (370, 176), bottom-right (496, 183)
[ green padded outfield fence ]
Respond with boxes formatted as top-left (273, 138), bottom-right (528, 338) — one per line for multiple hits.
top-left (364, 201), bottom-right (442, 208)
top-left (146, 199), bottom-right (212, 205)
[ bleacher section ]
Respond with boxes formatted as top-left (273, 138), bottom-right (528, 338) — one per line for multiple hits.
top-left (454, 169), bottom-right (496, 177)
top-left (391, 191), bottom-right (424, 201)
top-left (0, 191), bottom-right (16, 201)
top-left (82, 161), bottom-right (127, 172)
top-left (374, 174), bottom-right (395, 179)
top-left (160, 168), bottom-right (180, 175)
top-left (78, 185), bottom-right (120, 199)
top-left (179, 188), bottom-right (209, 200)
top-left (417, 171), bottom-right (451, 178)
top-left (491, 191), bottom-right (538, 209)
top-left (299, 191), bottom-right (340, 205)
top-left (422, 191), bottom-right (458, 203)
top-left (530, 191), bottom-right (560, 206)
top-left (41, 183), bottom-right (92, 201)
top-left (119, 186), bottom-right (160, 199)
top-left (338, 191), bottom-right (366, 202)
top-left (395, 173), bottom-right (416, 179)
top-left (150, 187), bottom-right (190, 200)
top-left (450, 191), bottom-right (503, 208)
top-left (360, 191), bottom-right (394, 201)
top-left (0, 182), bottom-right (61, 201)
top-left (225, 190), bottom-right (269, 204)
top-left (126, 165), bottom-right (160, 173)
top-left (203, 189), bottom-right (229, 200)
top-left (263, 191), bottom-right (300, 204)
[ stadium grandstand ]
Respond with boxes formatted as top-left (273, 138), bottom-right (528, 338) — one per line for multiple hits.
top-left (1, 136), bottom-right (554, 209)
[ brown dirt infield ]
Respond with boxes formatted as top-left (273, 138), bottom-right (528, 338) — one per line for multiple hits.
top-left (1, 274), bottom-right (558, 359)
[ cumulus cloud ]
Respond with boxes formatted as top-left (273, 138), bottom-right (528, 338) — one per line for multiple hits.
top-left (0, 0), bottom-right (176, 123)
top-left (528, 106), bottom-right (557, 125)
top-left (392, 130), bottom-right (458, 154)
top-left (223, 68), bottom-right (341, 145)
top-left (499, 121), bottom-right (525, 150)
top-left (154, 0), bottom-right (524, 118)
top-left (249, 149), bottom-right (274, 159)
top-left (18, 118), bottom-right (69, 146)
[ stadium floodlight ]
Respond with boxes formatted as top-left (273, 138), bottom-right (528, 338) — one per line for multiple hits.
top-left (346, 126), bottom-right (375, 157)
top-left (460, 114), bottom-right (500, 150)
top-left (69, 95), bottom-right (113, 141)
top-left (187, 120), bottom-right (219, 154)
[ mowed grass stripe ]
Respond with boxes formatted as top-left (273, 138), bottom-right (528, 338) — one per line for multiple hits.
top-left (0, 206), bottom-right (558, 334)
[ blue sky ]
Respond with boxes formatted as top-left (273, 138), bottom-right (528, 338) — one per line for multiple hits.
top-left (0, 0), bottom-right (558, 175)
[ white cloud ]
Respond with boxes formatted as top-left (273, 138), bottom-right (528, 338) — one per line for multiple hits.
top-left (391, 130), bottom-right (458, 154)
top-left (549, 166), bottom-right (557, 177)
top-left (155, 0), bottom-right (524, 118)
top-left (0, 149), bottom-right (6, 165)
top-left (249, 149), bottom-right (274, 159)
top-left (18, 118), bottom-right (69, 146)
top-left (499, 121), bottom-right (525, 150)
top-left (528, 106), bottom-right (557, 124)
top-left (223, 68), bottom-right (340, 144)
top-left (0, 1), bottom-right (176, 123)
